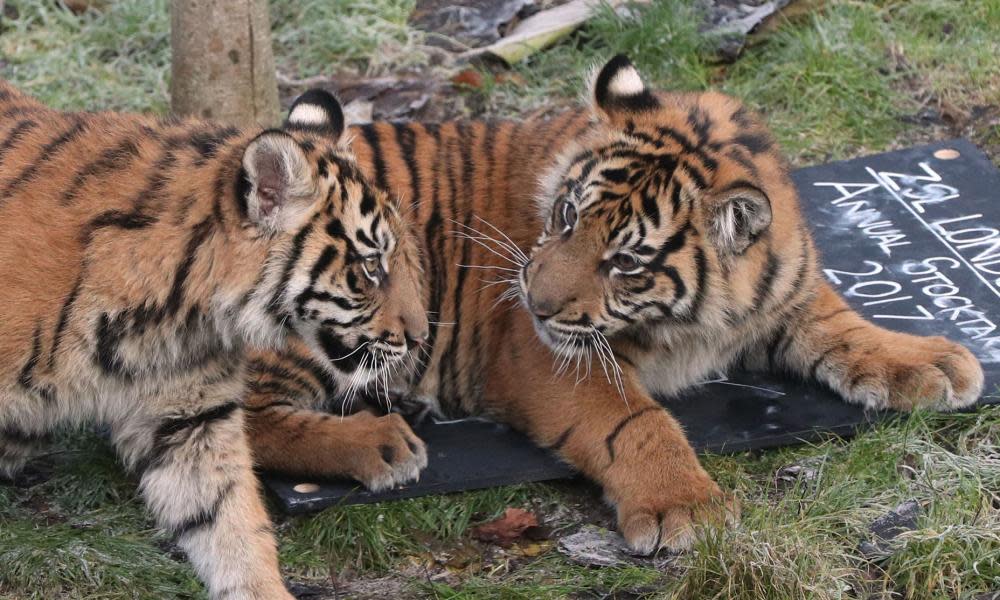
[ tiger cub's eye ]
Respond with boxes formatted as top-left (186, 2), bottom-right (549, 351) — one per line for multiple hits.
top-left (559, 199), bottom-right (577, 233)
top-left (362, 256), bottom-right (381, 280)
top-left (610, 253), bottom-right (641, 273)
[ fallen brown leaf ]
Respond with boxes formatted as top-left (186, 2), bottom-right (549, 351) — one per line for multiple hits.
top-left (451, 69), bottom-right (485, 90)
top-left (471, 507), bottom-right (540, 547)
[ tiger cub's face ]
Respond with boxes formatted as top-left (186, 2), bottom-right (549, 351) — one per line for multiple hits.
top-left (522, 56), bottom-right (786, 356)
top-left (242, 90), bottom-right (427, 388)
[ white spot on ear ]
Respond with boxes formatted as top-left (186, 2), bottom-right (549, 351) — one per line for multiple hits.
top-left (608, 67), bottom-right (644, 97)
top-left (288, 104), bottom-right (329, 126)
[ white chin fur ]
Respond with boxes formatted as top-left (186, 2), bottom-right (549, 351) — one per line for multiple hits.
top-left (532, 319), bottom-right (589, 357)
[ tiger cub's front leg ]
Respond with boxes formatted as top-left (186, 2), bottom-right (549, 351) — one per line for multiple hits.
top-left (774, 281), bottom-right (983, 410)
top-left (115, 401), bottom-right (292, 600)
top-left (488, 337), bottom-right (736, 553)
top-left (244, 344), bottom-right (427, 491)
top-left (246, 406), bottom-right (427, 492)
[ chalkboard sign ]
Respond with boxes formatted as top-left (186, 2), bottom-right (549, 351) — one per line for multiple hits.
top-left (264, 139), bottom-right (1000, 514)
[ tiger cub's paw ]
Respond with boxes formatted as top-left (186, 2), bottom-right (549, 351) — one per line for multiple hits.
top-left (845, 334), bottom-right (983, 411)
top-left (616, 479), bottom-right (739, 555)
top-left (348, 412), bottom-right (428, 492)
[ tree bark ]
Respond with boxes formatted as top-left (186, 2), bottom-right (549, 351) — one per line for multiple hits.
top-left (170, 0), bottom-right (280, 127)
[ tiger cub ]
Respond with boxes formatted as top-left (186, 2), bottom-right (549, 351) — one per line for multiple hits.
top-left (246, 56), bottom-right (983, 554)
top-left (0, 84), bottom-right (427, 599)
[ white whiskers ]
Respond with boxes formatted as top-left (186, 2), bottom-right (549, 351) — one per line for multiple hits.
top-left (591, 326), bottom-right (629, 412)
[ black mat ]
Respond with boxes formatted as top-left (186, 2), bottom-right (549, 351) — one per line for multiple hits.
top-left (264, 139), bottom-right (1000, 514)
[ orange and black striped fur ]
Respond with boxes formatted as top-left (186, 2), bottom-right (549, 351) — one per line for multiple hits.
top-left (246, 56), bottom-right (983, 553)
top-left (0, 84), bottom-right (427, 599)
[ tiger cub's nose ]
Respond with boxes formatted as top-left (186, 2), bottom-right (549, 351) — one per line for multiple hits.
top-left (527, 294), bottom-right (565, 320)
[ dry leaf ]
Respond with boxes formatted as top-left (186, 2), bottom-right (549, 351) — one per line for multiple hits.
top-left (512, 540), bottom-right (552, 557)
top-left (471, 507), bottom-right (539, 547)
top-left (451, 69), bottom-right (485, 89)
top-left (463, 0), bottom-right (648, 65)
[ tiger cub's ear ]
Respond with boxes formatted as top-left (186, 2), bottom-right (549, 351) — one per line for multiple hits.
top-left (241, 131), bottom-right (319, 233)
top-left (708, 185), bottom-right (772, 256)
top-left (591, 54), bottom-right (660, 118)
top-left (285, 89), bottom-right (345, 140)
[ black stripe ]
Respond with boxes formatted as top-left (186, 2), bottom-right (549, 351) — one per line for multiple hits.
top-left (95, 312), bottom-right (132, 379)
top-left (752, 249), bottom-right (780, 309)
top-left (164, 217), bottom-right (215, 319)
top-left (1, 426), bottom-right (50, 446)
top-left (641, 187), bottom-right (661, 228)
top-left (726, 147), bottom-right (759, 178)
top-left (680, 246), bottom-right (708, 321)
top-left (731, 107), bottom-right (752, 128)
top-left (775, 321), bottom-right (800, 366)
top-left (0, 119), bottom-right (87, 202)
top-left (282, 349), bottom-right (340, 402)
top-left (248, 355), bottom-right (330, 396)
top-left (448, 122), bottom-right (478, 401)
top-left (679, 161), bottom-right (706, 189)
top-left (601, 167), bottom-right (629, 184)
top-left (155, 402), bottom-right (239, 441)
top-left (0, 120), bottom-right (39, 168)
top-left (766, 324), bottom-right (789, 371)
top-left (317, 330), bottom-right (369, 372)
top-left (60, 136), bottom-right (142, 205)
top-left (132, 402), bottom-right (241, 475)
top-left (309, 246), bottom-right (339, 284)
top-left (48, 276), bottom-right (83, 369)
top-left (416, 203), bottom-right (442, 386)
top-left (359, 125), bottom-right (389, 190)
top-left (437, 126), bottom-right (464, 405)
top-left (464, 122), bottom-right (496, 398)
top-left (547, 426), bottom-right (575, 453)
top-left (17, 324), bottom-right (42, 390)
top-left (266, 218), bottom-right (317, 321)
top-left (392, 122), bottom-right (421, 202)
top-left (812, 307), bottom-right (851, 326)
top-left (769, 232), bottom-right (811, 311)
top-left (82, 209), bottom-right (157, 244)
top-left (650, 225), bottom-right (688, 271)
top-left (0, 105), bottom-right (46, 120)
top-left (248, 357), bottom-right (325, 399)
top-left (170, 480), bottom-right (235, 538)
top-left (605, 406), bottom-right (660, 463)
top-left (808, 340), bottom-right (854, 379)
top-left (688, 108), bottom-right (713, 145)
top-left (668, 180), bottom-right (684, 217)
top-left (208, 142), bottom-right (244, 225)
top-left (734, 132), bottom-right (773, 155)
top-left (189, 127), bottom-right (240, 164)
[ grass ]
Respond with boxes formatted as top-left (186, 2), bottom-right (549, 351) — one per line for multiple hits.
top-left (278, 484), bottom-right (550, 576)
top-left (2, 0), bottom-right (1000, 598)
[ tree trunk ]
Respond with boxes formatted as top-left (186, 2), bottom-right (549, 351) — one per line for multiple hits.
top-left (170, 0), bottom-right (280, 127)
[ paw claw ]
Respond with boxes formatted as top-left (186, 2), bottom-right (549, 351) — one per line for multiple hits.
top-left (842, 335), bottom-right (983, 411)
top-left (353, 416), bottom-right (428, 491)
top-left (619, 493), bottom-right (738, 554)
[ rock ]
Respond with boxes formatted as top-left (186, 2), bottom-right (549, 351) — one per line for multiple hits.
top-left (557, 525), bottom-right (633, 567)
top-left (859, 500), bottom-right (922, 559)
top-left (410, 0), bottom-right (536, 49)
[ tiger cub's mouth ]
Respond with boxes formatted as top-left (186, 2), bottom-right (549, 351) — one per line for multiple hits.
top-left (337, 344), bottom-right (417, 403)
top-left (532, 320), bottom-right (594, 358)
